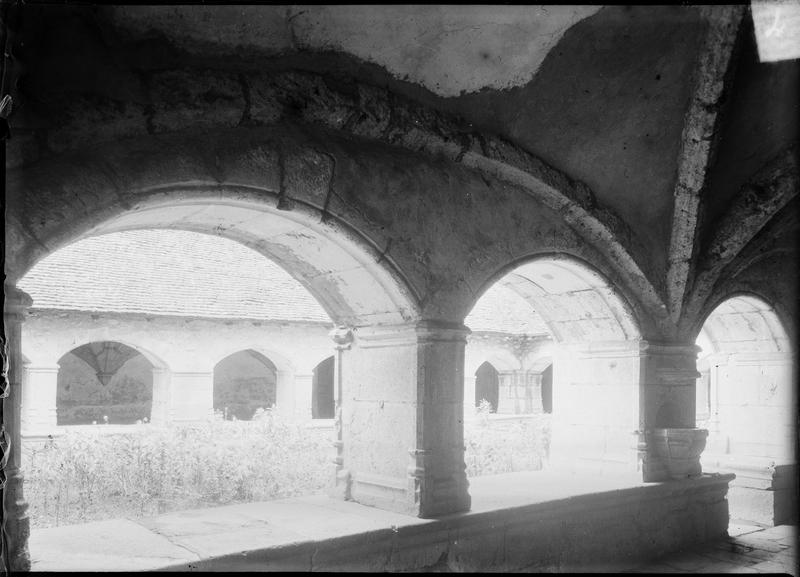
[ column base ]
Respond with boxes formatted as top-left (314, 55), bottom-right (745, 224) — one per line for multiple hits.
top-left (418, 474), bottom-right (471, 518)
top-left (3, 469), bottom-right (31, 572)
top-left (644, 428), bottom-right (708, 482)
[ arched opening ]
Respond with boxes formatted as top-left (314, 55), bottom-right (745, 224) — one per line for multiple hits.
top-left (541, 364), bottom-right (553, 414)
top-left (695, 294), bottom-right (796, 526)
top-left (56, 341), bottom-right (154, 425)
top-left (464, 255), bottom-right (642, 478)
top-left (15, 199), bottom-right (419, 529)
top-left (312, 356), bottom-right (335, 419)
top-left (474, 361), bottom-right (500, 412)
top-left (213, 350), bottom-right (277, 420)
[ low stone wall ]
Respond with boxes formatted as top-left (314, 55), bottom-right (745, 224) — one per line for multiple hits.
top-left (157, 474), bottom-right (733, 572)
top-left (705, 459), bottom-right (798, 526)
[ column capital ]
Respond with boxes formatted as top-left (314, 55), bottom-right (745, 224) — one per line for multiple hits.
top-left (414, 320), bottom-right (471, 343)
top-left (329, 326), bottom-right (354, 350)
top-left (353, 320), bottom-right (470, 349)
top-left (560, 339), bottom-right (645, 358)
top-left (641, 341), bottom-right (702, 385)
top-left (4, 283), bottom-right (33, 318)
top-left (23, 364), bottom-right (60, 374)
top-left (640, 341), bottom-right (702, 356)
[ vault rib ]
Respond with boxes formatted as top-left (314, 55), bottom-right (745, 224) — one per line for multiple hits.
top-left (665, 6), bottom-right (745, 325)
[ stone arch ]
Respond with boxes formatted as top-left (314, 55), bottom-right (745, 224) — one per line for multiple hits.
top-left (694, 293), bottom-right (796, 525)
top-left (681, 147), bottom-right (798, 338)
top-left (20, 335), bottom-right (168, 431)
top-left (464, 349), bottom-right (520, 377)
top-left (11, 68), bottom-right (665, 327)
top-left (48, 338), bottom-right (169, 373)
top-left (54, 340), bottom-right (162, 425)
top-left (6, 109), bottom-right (658, 520)
top-left (696, 293), bottom-right (791, 355)
top-left (209, 344), bottom-right (295, 375)
top-left (212, 349), bottom-right (278, 421)
top-left (8, 130), bottom-right (425, 329)
top-left (467, 253), bottom-right (644, 474)
top-left (17, 194), bottom-right (417, 329)
top-left (695, 294), bottom-right (794, 458)
top-left (474, 254), bottom-right (642, 344)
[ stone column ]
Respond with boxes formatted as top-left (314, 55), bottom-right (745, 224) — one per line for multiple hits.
top-left (329, 326), bottom-right (353, 500)
top-left (639, 342), bottom-right (703, 482)
top-left (413, 321), bottom-right (471, 517)
top-left (21, 364), bottom-right (59, 433)
top-left (549, 340), bottom-right (643, 476)
top-left (528, 371), bottom-right (545, 414)
top-left (292, 372), bottom-right (314, 420)
top-left (497, 370), bottom-right (538, 414)
top-left (3, 284), bottom-right (32, 571)
top-left (169, 371), bottom-right (214, 422)
top-left (149, 368), bottom-right (171, 425)
top-left (340, 321), bottom-right (470, 518)
top-left (463, 374), bottom-right (477, 421)
top-left (274, 369), bottom-right (294, 416)
top-left (496, 370), bottom-right (516, 414)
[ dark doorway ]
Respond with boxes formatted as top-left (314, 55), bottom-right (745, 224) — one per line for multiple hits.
top-left (541, 364), bottom-right (553, 414)
top-left (475, 361), bottom-right (499, 413)
top-left (312, 356), bottom-right (335, 419)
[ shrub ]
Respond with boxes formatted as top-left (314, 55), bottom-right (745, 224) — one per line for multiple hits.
top-left (464, 410), bottom-right (551, 477)
top-left (24, 409), bottom-right (552, 529)
top-left (57, 402), bottom-right (151, 425)
top-left (24, 412), bottom-right (331, 528)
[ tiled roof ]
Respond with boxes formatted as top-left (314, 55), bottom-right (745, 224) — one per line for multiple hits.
top-left (18, 229), bottom-right (549, 335)
top-left (465, 283), bottom-right (549, 335)
top-left (19, 230), bottom-right (332, 323)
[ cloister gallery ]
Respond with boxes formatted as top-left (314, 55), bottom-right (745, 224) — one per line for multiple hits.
top-left (2, 4), bottom-right (797, 572)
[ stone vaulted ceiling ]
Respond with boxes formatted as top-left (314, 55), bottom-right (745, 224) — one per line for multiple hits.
top-left (106, 5), bottom-right (602, 98)
top-left (7, 4), bottom-right (799, 340)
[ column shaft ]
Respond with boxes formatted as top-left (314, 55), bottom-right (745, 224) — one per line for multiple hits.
top-left (3, 284), bottom-right (33, 571)
top-left (149, 368), bottom-right (171, 425)
top-left (497, 370), bottom-right (539, 414)
top-left (292, 373), bottom-right (314, 420)
top-left (414, 321), bottom-right (471, 517)
top-left (169, 372), bottom-right (214, 422)
top-left (339, 321), bottom-right (471, 517)
top-left (639, 342), bottom-right (705, 482)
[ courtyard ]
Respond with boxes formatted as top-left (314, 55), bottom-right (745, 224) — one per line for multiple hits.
top-left (3, 4), bottom-right (797, 572)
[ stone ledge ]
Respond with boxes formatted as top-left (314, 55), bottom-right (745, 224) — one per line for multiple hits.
top-left (30, 471), bottom-right (734, 572)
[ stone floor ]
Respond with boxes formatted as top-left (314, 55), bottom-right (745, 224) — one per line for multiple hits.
top-left (618, 522), bottom-right (798, 575)
top-left (28, 472), bottom-right (796, 573)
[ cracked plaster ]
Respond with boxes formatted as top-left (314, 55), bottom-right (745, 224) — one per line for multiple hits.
top-left (105, 5), bottom-right (600, 98)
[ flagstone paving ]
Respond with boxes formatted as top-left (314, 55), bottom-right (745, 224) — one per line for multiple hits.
top-left (620, 522), bottom-right (797, 575)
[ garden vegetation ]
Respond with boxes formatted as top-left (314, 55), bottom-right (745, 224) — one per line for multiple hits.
top-left (24, 406), bottom-right (551, 528)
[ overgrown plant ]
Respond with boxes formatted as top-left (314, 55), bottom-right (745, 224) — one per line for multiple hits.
top-left (464, 404), bottom-right (551, 477)
top-left (24, 409), bottom-right (331, 528)
top-left (24, 409), bottom-right (551, 528)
